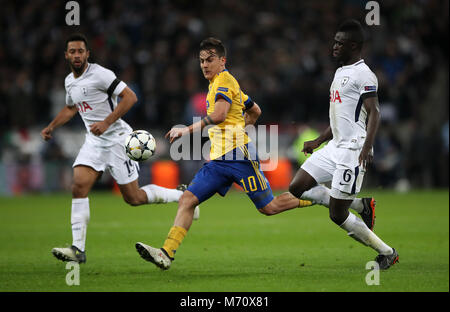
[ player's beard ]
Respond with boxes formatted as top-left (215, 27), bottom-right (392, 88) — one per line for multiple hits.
top-left (71, 60), bottom-right (87, 76)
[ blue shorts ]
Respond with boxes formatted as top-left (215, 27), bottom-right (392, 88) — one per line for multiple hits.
top-left (187, 144), bottom-right (274, 209)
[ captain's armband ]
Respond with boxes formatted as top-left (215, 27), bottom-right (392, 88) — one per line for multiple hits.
top-left (243, 98), bottom-right (255, 111)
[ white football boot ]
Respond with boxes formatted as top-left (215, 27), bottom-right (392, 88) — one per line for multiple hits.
top-left (135, 242), bottom-right (172, 270)
top-left (52, 245), bottom-right (86, 263)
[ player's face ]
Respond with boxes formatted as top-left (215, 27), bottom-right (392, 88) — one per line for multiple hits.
top-left (65, 41), bottom-right (90, 75)
top-left (332, 32), bottom-right (352, 63)
top-left (199, 49), bottom-right (226, 80)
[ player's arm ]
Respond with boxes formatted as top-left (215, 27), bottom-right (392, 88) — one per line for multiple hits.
top-left (165, 98), bottom-right (231, 143)
top-left (200, 97), bottom-right (231, 127)
top-left (302, 126), bottom-right (333, 155)
top-left (359, 93), bottom-right (380, 169)
top-left (90, 86), bottom-right (137, 136)
top-left (244, 102), bottom-right (261, 126)
top-left (40, 105), bottom-right (78, 141)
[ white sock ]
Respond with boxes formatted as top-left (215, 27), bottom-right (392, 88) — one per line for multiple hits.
top-left (301, 185), bottom-right (364, 213)
top-left (71, 198), bottom-right (90, 252)
top-left (340, 212), bottom-right (393, 255)
top-left (141, 184), bottom-right (183, 204)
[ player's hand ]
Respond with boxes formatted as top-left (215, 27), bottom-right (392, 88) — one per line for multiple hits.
top-left (165, 127), bottom-right (189, 143)
top-left (40, 127), bottom-right (53, 141)
top-left (302, 140), bottom-right (321, 156)
top-left (359, 146), bottom-right (373, 170)
top-left (90, 121), bottom-right (110, 136)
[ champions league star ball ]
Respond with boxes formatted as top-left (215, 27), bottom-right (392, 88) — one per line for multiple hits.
top-left (125, 130), bottom-right (156, 161)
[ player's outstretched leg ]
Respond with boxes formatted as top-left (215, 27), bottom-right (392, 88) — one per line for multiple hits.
top-left (329, 196), bottom-right (398, 269)
top-left (120, 181), bottom-right (200, 220)
top-left (121, 181), bottom-right (182, 205)
top-left (258, 192), bottom-right (313, 216)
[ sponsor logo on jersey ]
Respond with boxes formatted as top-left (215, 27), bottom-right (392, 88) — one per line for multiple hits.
top-left (76, 101), bottom-right (93, 113)
top-left (330, 90), bottom-right (342, 103)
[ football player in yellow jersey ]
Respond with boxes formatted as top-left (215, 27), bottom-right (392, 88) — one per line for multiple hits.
top-left (135, 38), bottom-right (313, 270)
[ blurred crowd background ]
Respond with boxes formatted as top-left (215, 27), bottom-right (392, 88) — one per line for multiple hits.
top-left (0, 0), bottom-right (448, 195)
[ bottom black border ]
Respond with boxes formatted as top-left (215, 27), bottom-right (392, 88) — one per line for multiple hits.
top-left (1, 292), bottom-right (448, 310)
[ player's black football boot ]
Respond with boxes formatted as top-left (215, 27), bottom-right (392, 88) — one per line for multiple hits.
top-left (176, 184), bottom-right (188, 192)
top-left (375, 248), bottom-right (399, 270)
top-left (359, 197), bottom-right (376, 231)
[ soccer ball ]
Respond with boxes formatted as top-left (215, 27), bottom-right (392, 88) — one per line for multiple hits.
top-left (124, 130), bottom-right (156, 161)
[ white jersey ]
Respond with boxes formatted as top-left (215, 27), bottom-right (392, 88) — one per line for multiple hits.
top-left (65, 63), bottom-right (132, 146)
top-left (329, 59), bottom-right (378, 149)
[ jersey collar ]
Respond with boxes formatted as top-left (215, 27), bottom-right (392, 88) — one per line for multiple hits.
top-left (340, 59), bottom-right (364, 69)
top-left (210, 68), bottom-right (228, 84)
top-left (74, 63), bottom-right (92, 79)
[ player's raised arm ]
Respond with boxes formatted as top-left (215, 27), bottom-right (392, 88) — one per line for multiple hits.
top-left (302, 126), bottom-right (333, 155)
top-left (244, 101), bottom-right (261, 126)
top-left (359, 94), bottom-right (380, 169)
top-left (90, 86), bottom-right (137, 136)
top-left (165, 98), bottom-right (231, 143)
top-left (40, 105), bottom-right (78, 141)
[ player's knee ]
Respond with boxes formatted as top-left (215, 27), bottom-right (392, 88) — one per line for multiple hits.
top-left (178, 191), bottom-right (198, 211)
top-left (72, 181), bottom-right (88, 198)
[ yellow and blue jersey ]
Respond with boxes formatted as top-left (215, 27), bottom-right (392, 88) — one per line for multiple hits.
top-left (186, 69), bottom-right (273, 209)
top-left (206, 69), bottom-right (254, 160)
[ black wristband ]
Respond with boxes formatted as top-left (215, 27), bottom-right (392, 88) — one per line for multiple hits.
top-left (202, 115), bottom-right (214, 125)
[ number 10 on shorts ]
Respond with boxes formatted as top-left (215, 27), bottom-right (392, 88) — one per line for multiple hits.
top-left (240, 176), bottom-right (258, 192)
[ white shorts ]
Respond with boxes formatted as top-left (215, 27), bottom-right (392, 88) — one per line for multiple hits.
top-left (73, 138), bottom-right (139, 185)
top-left (301, 140), bottom-right (365, 200)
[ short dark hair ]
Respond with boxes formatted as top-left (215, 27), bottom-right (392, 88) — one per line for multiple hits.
top-left (65, 33), bottom-right (89, 51)
top-left (199, 37), bottom-right (226, 57)
top-left (337, 19), bottom-right (364, 49)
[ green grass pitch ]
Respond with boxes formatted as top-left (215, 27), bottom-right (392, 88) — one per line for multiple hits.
top-left (0, 189), bottom-right (448, 292)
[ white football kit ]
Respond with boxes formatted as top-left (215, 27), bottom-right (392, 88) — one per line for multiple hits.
top-left (302, 59), bottom-right (378, 199)
top-left (65, 63), bottom-right (139, 184)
